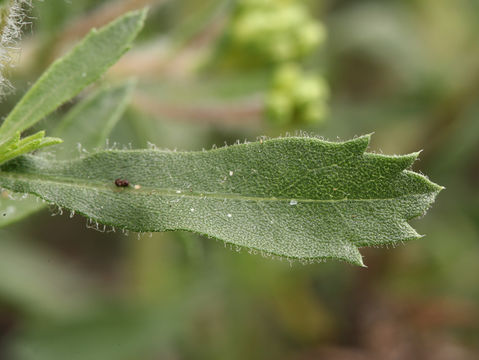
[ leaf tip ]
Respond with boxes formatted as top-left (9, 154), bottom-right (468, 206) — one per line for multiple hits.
top-left (128, 6), bottom-right (149, 27)
top-left (355, 255), bottom-right (367, 268)
top-left (359, 132), bottom-right (374, 145)
top-left (44, 137), bottom-right (64, 145)
top-left (339, 245), bottom-right (366, 267)
top-left (421, 175), bottom-right (445, 196)
top-left (351, 256), bottom-right (366, 268)
top-left (434, 184), bottom-right (446, 194)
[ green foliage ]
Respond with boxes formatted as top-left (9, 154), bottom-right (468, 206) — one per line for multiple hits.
top-left (0, 1), bottom-right (444, 267)
top-left (0, 135), bottom-right (442, 266)
top-left (0, 1), bottom-right (474, 358)
top-left (0, 9), bottom-right (143, 227)
top-left (0, 80), bottom-right (135, 227)
top-left (0, 8), bottom-right (147, 163)
top-left (0, 131), bottom-right (62, 166)
top-left (52, 80), bottom-right (136, 157)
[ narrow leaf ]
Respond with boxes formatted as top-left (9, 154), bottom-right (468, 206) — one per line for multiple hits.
top-left (0, 80), bottom-right (135, 227)
top-left (52, 79), bottom-right (136, 157)
top-left (0, 130), bottom-right (62, 166)
top-left (0, 8), bottom-right (147, 143)
top-left (0, 135), bottom-right (443, 266)
top-left (0, 131), bottom-right (20, 155)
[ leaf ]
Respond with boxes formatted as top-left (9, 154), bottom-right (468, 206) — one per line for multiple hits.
top-left (0, 135), bottom-right (443, 266)
top-left (0, 131), bottom-right (63, 166)
top-left (52, 79), bottom-right (137, 158)
top-left (0, 80), bottom-right (135, 228)
top-left (0, 8), bottom-right (147, 144)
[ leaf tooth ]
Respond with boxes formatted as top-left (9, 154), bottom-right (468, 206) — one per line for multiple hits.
top-left (392, 221), bottom-right (422, 244)
top-left (394, 151), bottom-right (422, 171)
top-left (401, 187), bottom-right (443, 219)
top-left (363, 151), bottom-right (423, 176)
top-left (400, 170), bottom-right (444, 199)
top-left (340, 134), bottom-right (371, 156)
top-left (327, 243), bottom-right (365, 267)
top-left (346, 246), bottom-right (366, 267)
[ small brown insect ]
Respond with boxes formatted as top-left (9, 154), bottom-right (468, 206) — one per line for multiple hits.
top-left (115, 178), bottom-right (129, 187)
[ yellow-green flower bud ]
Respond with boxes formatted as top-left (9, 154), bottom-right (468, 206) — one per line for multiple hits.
top-left (266, 91), bottom-right (293, 124)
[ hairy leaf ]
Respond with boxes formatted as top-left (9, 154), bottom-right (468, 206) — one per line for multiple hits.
top-left (0, 135), bottom-right (443, 266)
top-left (0, 8), bottom-right (146, 144)
top-left (52, 79), bottom-right (136, 158)
top-left (0, 131), bottom-right (63, 166)
top-left (0, 80), bottom-right (135, 228)
top-left (0, 0), bottom-right (29, 95)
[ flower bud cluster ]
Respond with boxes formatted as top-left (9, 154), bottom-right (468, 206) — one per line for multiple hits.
top-left (224, 0), bottom-right (328, 124)
top-left (231, 0), bottom-right (325, 62)
top-left (267, 63), bottom-right (329, 125)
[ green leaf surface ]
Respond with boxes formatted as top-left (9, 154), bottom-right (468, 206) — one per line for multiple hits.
top-left (0, 80), bottom-right (135, 228)
top-left (52, 79), bottom-right (136, 158)
top-left (0, 130), bottom-right (63, 166)
top-left (0, 135), bottom-right (443, 266)
top-left (0, 8), bottom-right (146, 144)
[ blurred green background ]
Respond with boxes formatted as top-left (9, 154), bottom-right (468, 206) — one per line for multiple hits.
top-left (0, 0), bottom-right (478, 359)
